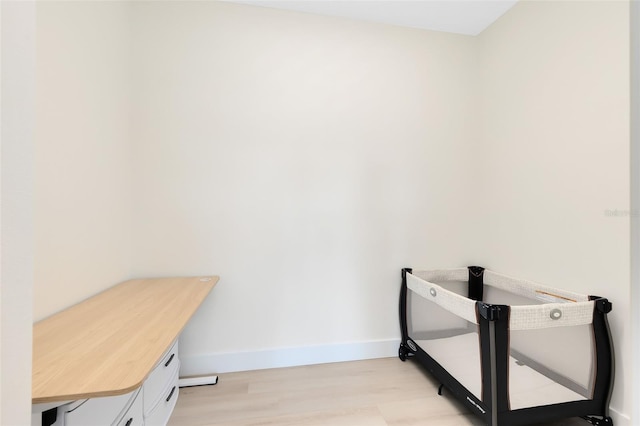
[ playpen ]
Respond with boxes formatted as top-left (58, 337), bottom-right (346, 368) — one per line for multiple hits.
top-left (398, 266), bottom-right (614, 426)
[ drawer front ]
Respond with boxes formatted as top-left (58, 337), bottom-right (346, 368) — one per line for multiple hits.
top-left (143, 340), bottom-right (179, 413)
top-left (63, 389), bottom-right (138, 426)
top-left (114, 388), bottom-right (143, 426)
top-left (144, 368), bottom-right (180, 426)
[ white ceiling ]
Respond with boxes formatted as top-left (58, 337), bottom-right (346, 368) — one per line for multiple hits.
top-left (227, 0), bottom-right (519, 36)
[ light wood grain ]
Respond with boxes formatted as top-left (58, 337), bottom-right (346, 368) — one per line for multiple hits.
top-left (170, 357), bottom-right (589, 426)
top-left (33, 276), bottom-right (218, 404)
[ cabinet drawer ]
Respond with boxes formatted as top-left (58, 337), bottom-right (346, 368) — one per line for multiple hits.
top-left (143, 340), bottom-right (179, 413)
top-left (63, 389), bottom-right (138, 426)
top-left (144, 368), bottom-right (179, 426)
top-left (114, 388), bottom-right (143, 426)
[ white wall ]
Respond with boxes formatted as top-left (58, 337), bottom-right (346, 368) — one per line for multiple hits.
top-left (631, 2), bottom-right (640, 424)
top-left (130, 1), bottom-right (478, 371)
top-left (34, 2), bottom-right (132, 320)
top-left (1, 1), bottom-right (35, 424)
top-left (478, 1), bottom-right (630, 422)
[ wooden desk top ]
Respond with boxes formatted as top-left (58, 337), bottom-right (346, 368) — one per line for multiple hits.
top-left (32, 276), bottom-right (218, 404)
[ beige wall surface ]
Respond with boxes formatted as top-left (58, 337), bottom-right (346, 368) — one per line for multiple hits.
top-left (631, 2), bottom-right (640, 424)
top-left (130, 0), bottom-right (478, 357)
top-left (34, 2), bottom-right (133, 320)
top-left (2, 1), bottom-right (35, 424)
top-left (477, 0), bottom-right (630, 421)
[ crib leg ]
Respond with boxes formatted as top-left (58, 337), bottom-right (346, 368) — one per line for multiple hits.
top-left (437, 384), bottom-right (444, 396)
top-left (398, 344), bottom-right (409, 361)
top-left (582, 415), bottom-right (613, 426)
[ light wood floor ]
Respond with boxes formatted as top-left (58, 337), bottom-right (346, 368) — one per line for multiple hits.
top-left (169, 357), bottom-right (588, 426)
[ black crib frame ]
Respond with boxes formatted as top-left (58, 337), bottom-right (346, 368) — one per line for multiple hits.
top-left (398, 266), bottom-right (615, 426)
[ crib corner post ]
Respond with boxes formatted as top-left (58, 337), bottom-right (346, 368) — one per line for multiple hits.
top-left (402, 267), bottom-right (413, 281)
top-left (476, 302), bottom-right (511, 426)
top-left (589, 296), bottom-right (615, 420)
top-left (399, 268), bottom-right (412, 347)
top-left (468, 266), bottom-right (485, 301)
top-left (594, 298), bottom-right (613, 314)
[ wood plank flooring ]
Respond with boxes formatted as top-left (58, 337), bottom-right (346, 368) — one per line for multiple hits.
top-left (169, 357), bottom-right (588, 426)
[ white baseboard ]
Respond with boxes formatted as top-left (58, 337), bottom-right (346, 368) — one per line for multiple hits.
top-left (179, 339), bottom-right (400, 376)
top-left (610, 408), bottom-right (631, 426)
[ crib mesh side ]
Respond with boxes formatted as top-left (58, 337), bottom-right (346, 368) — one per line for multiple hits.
top-left (407, 278), bottom-right (482, 400)
top-left (484, 286), bottom-right (594, 410)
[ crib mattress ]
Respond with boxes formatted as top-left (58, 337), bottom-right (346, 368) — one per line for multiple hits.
top-left (415, 333), bottom-right (587, 410)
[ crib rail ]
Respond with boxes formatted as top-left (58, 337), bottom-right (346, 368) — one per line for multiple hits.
top-left (407, 268), bottom-right (595, 331)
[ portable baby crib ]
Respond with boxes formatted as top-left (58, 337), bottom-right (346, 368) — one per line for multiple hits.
top-left (398, 266), bottom-right (614, 426)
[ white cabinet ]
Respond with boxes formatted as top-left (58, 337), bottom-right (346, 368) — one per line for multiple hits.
top-left (51, 341), bottom-right (179, 426)
top-left (59, 389), bottom-right (142, 426)
top-left (114, 393), bottom-right (144, 426)
top-left (143, 341), bottom-right (180, 426)
top-left (144, 368), bottom-right (180, 426)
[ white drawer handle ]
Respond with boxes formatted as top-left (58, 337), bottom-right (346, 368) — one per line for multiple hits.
top-left (166, 386), bottom-right (176, 402)
top-left (164, 353), bottom-right (175, 367)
